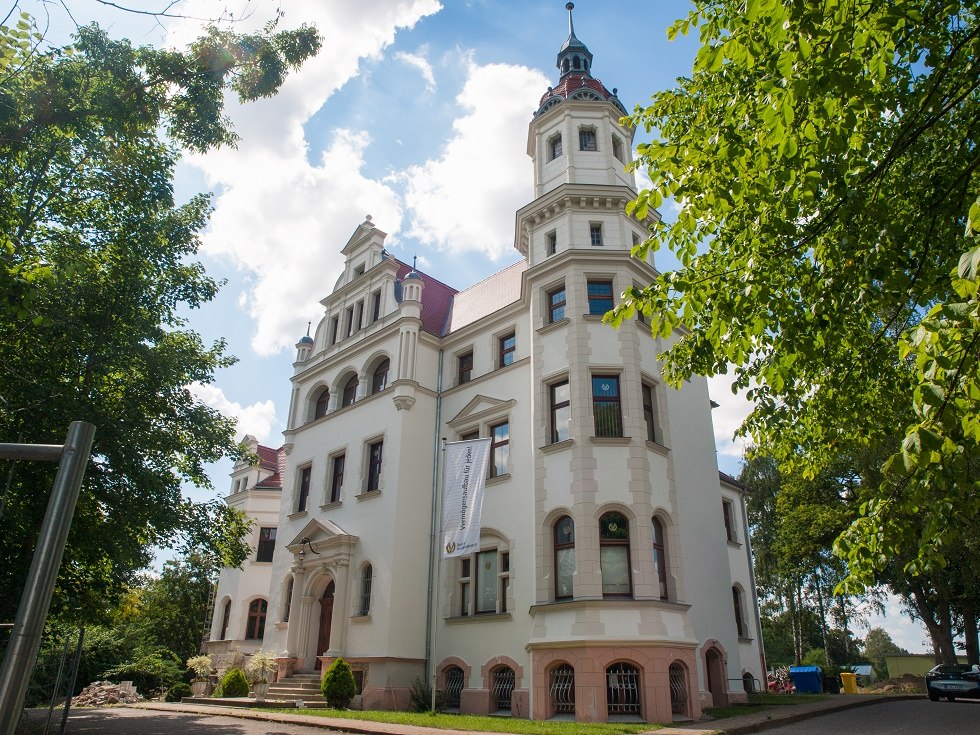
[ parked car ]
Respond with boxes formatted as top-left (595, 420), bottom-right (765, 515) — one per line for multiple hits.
top-left (925, 664), bottom-right (980, 702)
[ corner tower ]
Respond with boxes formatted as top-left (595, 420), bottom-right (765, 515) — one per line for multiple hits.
top-left (517, 3), bottom-right (654, 267)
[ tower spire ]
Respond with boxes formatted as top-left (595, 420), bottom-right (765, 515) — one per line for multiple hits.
top-left (557, 1), bottom-right (593, 79)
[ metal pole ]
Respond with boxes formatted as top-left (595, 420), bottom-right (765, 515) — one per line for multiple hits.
top-left (0, 421), bottom-right (96, 735)
top-left (59, 626), bottom-right (84, 735)
top-left (430, 439), bottom-right (446, 715)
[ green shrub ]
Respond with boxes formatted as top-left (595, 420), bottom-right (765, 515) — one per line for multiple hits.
top-left (321, 657), bottom-right (356, 709)
top-left (165, 682), bottom-right (192, 702)
top-left (217, 667), bottom-right (249, 697)
top-left (409, 675), bottom-right (446, 712)
top-left (101, 649), bottom-right (183, 696)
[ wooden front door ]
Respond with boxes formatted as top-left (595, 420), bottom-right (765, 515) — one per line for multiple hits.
top-left (315, 581), bottom-right (335, 670)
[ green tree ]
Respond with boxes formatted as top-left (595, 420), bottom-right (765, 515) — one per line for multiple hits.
top-left (321, 657), bottom-right (356, 709)
top-left (862, 627), bottom-right (908, 679)
top-left (0, 16), bottom-right (319, 624)
top-left (614, 1), bottom-right (980, 592)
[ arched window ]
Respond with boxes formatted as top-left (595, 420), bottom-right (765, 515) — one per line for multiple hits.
top-left (358, 564), bottom-right (373, 615)
top-left (245, 598), bottom-right (267, 640)
top-left (742, 671), bottom-right (757, 694)
top-left (669, 662), bottom-right (688, 716)
top-left (282, 577), bottom-right (294, 623)
top-left (342, 374), bottom-right (358, 407)
top-left (444, 666), bottom-right (464, 710)
top-left (549, 663), bottom-right (575, 714)
top-left (371, 359), bottom-right (390, 394)
top-left (599, 512), bottom-right (631, 597)
top-left (219, 599), bottom-right (231, 640)
top-left (554, 516), bottom-right (575, 600)
top-left (652, 517), bottom-right (669, 600)
top-left (313, 387), bottom-right (329, 420)
top-left (491, 666), bottom-right (515, 712)
top-left (606, 662), bottom-right (640, 716)
top-left (733, 586), bottom-right (746, 637)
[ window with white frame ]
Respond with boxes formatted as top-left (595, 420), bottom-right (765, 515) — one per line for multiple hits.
top-left (599, 512), bottom-right (631, 597)
top-left (550, 380), bottom-right (571, 443)
top-left (579, 127), bottom-right (597, 151)
top-left (365, 439), bottom-right (383, 492)
top-left (592, 375), bottom-right (623, 437)
top-left (652, 516), bottom-right (669, 600)
top-left (547, 285), bottom-right (566, 323)
top-left (554, 516), bottom-right (575, 600)
top-left (296, 465), bottom-right (312, 512)
top-left (489, 421), bottom-right (510, 478)
top-left (590, 222), bottom-right (603, 246)
top-left (457, 547), bottom-right (510, 615)
top-left (723, 499), bottom-right (738, 543)
top-left (547, 230), bottom-right (558, 256)
top-left (642, 383), bottom-right (659, 443)
top-left (256, 527), bottom-right (276, 562)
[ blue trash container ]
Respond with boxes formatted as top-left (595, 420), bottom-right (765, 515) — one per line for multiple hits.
top-left (788, 666), bottom-right (823, 694)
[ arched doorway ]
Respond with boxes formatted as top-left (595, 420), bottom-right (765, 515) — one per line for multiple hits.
top-left (315, 580), bottom-right (335, 670)
top-left (705, 647), bottom-right (727, 707)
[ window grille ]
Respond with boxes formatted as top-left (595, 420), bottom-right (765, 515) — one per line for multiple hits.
top-left (669, 664), bottom-right (688, 715)
top-left (549, 664), bottom-right (575, 713)
top-left (491, 667), bottom-right (515, 711)
top-left (444, 666), bottom-right (464, 709)
top-left (606, 663), bottom-right (640, 715)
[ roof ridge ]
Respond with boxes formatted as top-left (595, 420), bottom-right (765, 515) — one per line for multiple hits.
top-left (453, 260), bottom-right (527, 296)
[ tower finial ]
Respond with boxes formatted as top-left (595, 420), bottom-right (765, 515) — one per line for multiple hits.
top-left (306, 321), bottom-right (311, 337)
top-left (412, 255), bottom-right (418, 271)
top-left (566, 2), bottom-right (575, 36)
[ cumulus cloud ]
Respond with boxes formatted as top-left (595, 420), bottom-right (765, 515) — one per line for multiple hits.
top-left (401, 59), bottom-right (548, 259)
top-left (706, 371), bottom-right (753, 461)
top-left (189, 382), bottom-right (278, 443)
top-left (395, 48), bottom-right (437, 91)
top-left (160, 1), bottom-right (443, 355)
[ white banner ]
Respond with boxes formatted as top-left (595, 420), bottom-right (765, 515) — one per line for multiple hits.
top-left (441, 438), bottom-right (492, 558)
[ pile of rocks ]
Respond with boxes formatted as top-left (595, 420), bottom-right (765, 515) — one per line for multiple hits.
top-left (72, 680), bottom-right (143, 706)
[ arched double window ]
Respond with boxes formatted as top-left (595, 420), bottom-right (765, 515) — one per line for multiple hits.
top-left (341, 373), bottom-right (358, 407)
top-left (554, 516), bottom-right (575, 600)
top-left (371, 359), bottom-right (390, 394)
top-left (313, 387), bottom-right (329, 420)
top-left (599, 512), bottom-right (631, 597)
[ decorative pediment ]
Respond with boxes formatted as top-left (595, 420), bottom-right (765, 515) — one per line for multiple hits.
top-left (285, 518), bottom-right (358, 555)
top-left (447, 395), bottom-right (517, 429)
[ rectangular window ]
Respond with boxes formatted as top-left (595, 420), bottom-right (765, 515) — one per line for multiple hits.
top-left (642, 383), bottom-right (659, 443)
top-left (297, 466), bottom-right (311, 512)
top-left (612, 135), bottom-right (624, 162)
top-left (490, 422), bottom-right (509, 478)
top-left (549, 134), bottom-right (562, 160)
top-left (499, 333), bottom-right (516, 367)
top-left (476, 549), bottom-right (498, 614)
top-left (459, 558), bottom-right (471, 616)
top-left (256, 527), bottom-right (276, 562)
top-left (354, 300), bottom-right (364, 332)
top-left (579, 128), bottom-right (597, 151)
top-left (458, 351), bottom-right (473, 385)
top-left (366, 440), bottom-right (383, 492)
top-left (460, 430), bottom-right (479, 441)
top-left (592, 375), bottom-right (623, 437)
top-left (345, 306), bottom-right (355, 337)
top-left (330, 316), bottom-right (340, 345)
top-left (371, 290), bottom-right (382, 322)
top-left (587, 280), bottom-right (614, 315)
top-left (590, 223), bottom-right (603, 247)
top-left (547, 230), bottom-right (557, 256)
top-left (550, 380), bottom-right (571, 443)
top-left (548, 286), bottom-right (566, 323)
top-left (329, 454), bottom-right (345, 503)
top-left (499, 551), bottom-right (510, 614)
top-left (723, 500), bottom-right (737, 543)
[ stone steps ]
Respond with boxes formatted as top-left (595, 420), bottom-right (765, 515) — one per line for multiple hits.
top-left (264, 672), bottom-right (328, 705)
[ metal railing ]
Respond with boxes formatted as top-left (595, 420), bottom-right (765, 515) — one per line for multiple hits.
top-left (549, 664), bottom-right (575, 714)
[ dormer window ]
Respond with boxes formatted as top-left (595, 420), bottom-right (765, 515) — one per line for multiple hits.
top-left (579, 127), bottom-right (597, 151)
top-left (548, 133), bottom-right (563, 161)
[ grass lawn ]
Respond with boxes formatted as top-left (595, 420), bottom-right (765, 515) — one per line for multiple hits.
top-left (258, 708), bottom-right (661, 734)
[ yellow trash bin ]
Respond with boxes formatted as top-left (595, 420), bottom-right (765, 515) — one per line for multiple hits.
top-left (840, 672), bottom-right (858, 694)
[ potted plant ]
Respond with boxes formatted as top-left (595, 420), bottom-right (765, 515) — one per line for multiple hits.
top-left (186, 654), bottom-right (214, 697)
top-left (246, 649), bottom-right (278, 702)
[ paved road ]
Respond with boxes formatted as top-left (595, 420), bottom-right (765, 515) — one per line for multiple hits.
top-left (19, 707), bottom-right (355, 735)
top-left (753, 697), bottom-right (979, 734)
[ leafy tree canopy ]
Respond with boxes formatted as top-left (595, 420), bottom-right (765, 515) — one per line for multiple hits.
top-left (613, 0), bottom-right (980, 587)
top-left (0, 13), bottom-right (320, 623)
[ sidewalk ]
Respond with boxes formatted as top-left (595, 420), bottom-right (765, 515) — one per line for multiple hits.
top-left (135, 693), bottom-right (920, 735)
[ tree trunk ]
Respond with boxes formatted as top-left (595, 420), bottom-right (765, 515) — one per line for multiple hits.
top-left (814, 573), bottom-right (830, 666)
top-left (963, 603), bottom-right (978, 666)
top-left (910, 585), bottom-right (957, 664)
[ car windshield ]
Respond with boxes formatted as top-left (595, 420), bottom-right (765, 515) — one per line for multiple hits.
top-left (931, 665), bottom-right (972, 674)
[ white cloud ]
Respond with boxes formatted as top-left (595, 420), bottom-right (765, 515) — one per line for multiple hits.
top-left (707, 371), bottom-right (753, 461)
top-left (395, 48), bottom-right (436, 91)
top-left (401, 59), bottom-right (548, 259)
top-left (166, 1), bottom-right (440, 355)
top-left (189, 383), bottom-right (277, 443)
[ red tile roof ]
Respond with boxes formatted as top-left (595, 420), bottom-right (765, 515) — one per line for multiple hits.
top-left (394, 260), bottom-right (458, 337)
top-left (537, 73), bottom-right (624, 112)
top-left (256, 444), bottom-right (279, 471)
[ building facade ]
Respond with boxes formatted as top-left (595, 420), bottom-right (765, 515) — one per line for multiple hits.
top-left (208, 6), bottom-right (764, 723)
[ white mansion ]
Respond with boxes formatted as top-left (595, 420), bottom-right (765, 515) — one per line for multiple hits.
top-left (207, 6), bottom-right (764, 723)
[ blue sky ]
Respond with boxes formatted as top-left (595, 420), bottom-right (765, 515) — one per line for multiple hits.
top-left (21, 0), bottom-right (931, 654)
